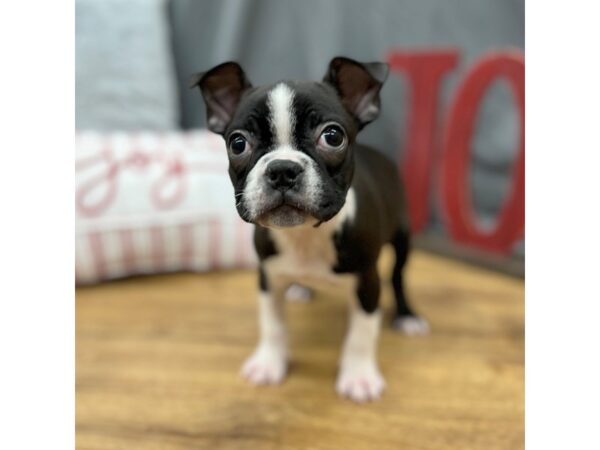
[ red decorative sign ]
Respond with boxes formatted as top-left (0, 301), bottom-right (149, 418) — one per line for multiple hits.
top-left (388, 50), bottom-right (459, 232)
top-left (388, 49), bottom-right (525, 254)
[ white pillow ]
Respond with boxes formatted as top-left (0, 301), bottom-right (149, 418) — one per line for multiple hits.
top-left (75, 130), bottom-right (256, 284)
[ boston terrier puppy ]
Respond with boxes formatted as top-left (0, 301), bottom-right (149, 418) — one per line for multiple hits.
top-left (191, 57), bottom-right (429, 403)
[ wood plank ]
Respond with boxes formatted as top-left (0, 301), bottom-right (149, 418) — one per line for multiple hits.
top-left (76, 249), bottom-right (524, 450)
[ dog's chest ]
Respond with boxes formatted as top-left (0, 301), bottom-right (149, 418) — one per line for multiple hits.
top-left (264, 225), bottom-right (355, 293)
top-left (269, 225), bottom-right (336, 274)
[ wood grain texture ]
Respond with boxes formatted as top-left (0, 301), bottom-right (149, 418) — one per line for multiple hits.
top-left (76, 249), bottom-right (524, 450)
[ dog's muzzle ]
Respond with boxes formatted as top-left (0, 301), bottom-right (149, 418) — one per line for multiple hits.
top-left (256, 159), bottom-right (309, 227)
top-left (239, 148), bottom-right (332, 228)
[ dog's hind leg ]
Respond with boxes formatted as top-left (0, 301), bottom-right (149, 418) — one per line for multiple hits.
top-left (390, 228), bottom-right (430, 336)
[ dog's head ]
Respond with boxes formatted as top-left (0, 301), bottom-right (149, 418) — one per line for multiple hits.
top-left (191, 57), bottom-right (388, 228)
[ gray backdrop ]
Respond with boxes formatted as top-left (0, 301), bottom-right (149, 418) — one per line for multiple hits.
top-left (169, 0), bottom-right (524, 236)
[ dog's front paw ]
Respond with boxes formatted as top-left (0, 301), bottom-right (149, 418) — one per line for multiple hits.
top-left (241, 346), bottom-right (287, 385)
top-left (336, 360), bottom-right (386, 403)
top-left (393, 315), bottom-right (430, 336)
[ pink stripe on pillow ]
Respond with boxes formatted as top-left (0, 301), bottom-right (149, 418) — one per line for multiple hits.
top-left (119, 229), bottom-right (137, 274)
top-left (208, 218), bottom-right (221, 270)
top-left (235, 218), bottom-right (247, 267)
top-left (180, 223), bottom-right (194, 270)
top-left (88, 231), bottom-right (107, 280)
top-left (150, 226), bottom-right (166, 272)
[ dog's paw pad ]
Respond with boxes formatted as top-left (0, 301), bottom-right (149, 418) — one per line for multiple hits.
top-left (241, 348), bottom-right (287, 385)
top-left (285, 284), bottom-right (313, 303)
top-left (393, 315), bottom-right (430, 336)
top-left (336, 363), bottom-right (385, 403)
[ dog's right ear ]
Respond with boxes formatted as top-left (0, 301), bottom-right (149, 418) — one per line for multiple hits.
top-left (323, 57), bottom-right (389, 129)
top-left (189, 62), bottom-right (252, 134)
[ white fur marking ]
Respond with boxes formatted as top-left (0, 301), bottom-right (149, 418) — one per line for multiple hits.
top-left (265, 188), bottom-right (358, 291)
top-left (285, 284), bottom-right (313, 303)
top-left (393, 316), bottom-right (430, 336)
top-left (241, 292), bottom-right (288, 385)
top-left (336, 305), bottom-right (385, 403)
top-left (268, 83), bottom-right (295, 146)
top-left (335, 187), bottom-right (356, 232)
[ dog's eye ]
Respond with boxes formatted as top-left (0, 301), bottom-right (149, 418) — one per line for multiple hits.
top-left (228, 133), bottom-right (249, 155)
top-left (318, 125), bottom-right (346, 150)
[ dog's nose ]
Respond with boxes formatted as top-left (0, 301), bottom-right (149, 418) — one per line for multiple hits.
top-left (266, 160), bottom-right (304, 190)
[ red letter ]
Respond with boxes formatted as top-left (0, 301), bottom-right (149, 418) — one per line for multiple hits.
top-left (388, 50), bottom-right (459, 232)
top-left (440, 51), bottom-right (524, 254)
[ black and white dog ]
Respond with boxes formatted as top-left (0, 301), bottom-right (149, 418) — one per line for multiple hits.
top-left (191, 57), bottom-right (428, 402)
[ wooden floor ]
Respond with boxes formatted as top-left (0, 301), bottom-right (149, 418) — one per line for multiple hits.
top-left (76, 249), bottom-right (524, 450)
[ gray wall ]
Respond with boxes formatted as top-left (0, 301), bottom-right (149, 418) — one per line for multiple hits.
top-left (169, 0), bottom-right (524, 232)
top-left (76, 0), bottom-right (180, 130)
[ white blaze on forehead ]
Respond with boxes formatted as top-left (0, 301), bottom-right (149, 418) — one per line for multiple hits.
top-left (267, 83), bottom-right (295, 146)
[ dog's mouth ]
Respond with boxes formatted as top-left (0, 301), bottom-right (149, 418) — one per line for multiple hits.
top-left (256, 195), bottom-right (310, 228)
top-left (240, 187), bottom-right (345, 229)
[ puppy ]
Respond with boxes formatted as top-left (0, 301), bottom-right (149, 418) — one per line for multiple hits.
top-left (191, 57), bottom-right (428, 402)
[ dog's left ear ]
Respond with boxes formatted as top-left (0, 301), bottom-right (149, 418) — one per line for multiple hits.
top-left (190, 62), bottom-right (252, 134)
top-left (323, 56), bottom-right (389, 129)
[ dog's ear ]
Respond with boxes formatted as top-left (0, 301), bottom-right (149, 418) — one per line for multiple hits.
top-left (190, 62), bottom-right (252, 134)
top-left (323, 56), bottom-right (389, 129)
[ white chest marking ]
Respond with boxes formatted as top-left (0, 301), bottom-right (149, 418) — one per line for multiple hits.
top-left (263, 188), bottom-right (357, 294)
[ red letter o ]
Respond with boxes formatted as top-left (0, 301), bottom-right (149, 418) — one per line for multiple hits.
top-left (440, 51), bottom-right (524, 254)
